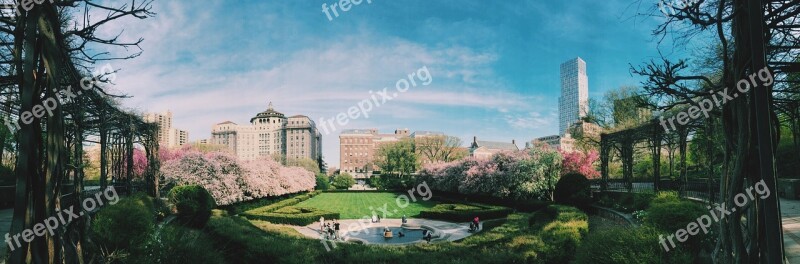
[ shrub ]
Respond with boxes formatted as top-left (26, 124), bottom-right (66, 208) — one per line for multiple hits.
top-left (169, 185), bottom-right (216, 228)
top-left (645, 194), bottom-right (708, 253)
top-left (574, 226), bottom-right (692, 264)
top-left (243, 206), bottom-right (339, 226)
top-left (529, 205), bottom-right (589, 263)
top-left (553, 172), bottom-right (591, 208)
top-left (332, 173), bottom-right (356, 189)
top-left (128, 225), bottom-right (224, 264)
top-left (91, 194), bottom-right (155, 251)
top-left (419, 203), bottom-right (512, 222)
top-left (315, 173), bottom-right (331, 190)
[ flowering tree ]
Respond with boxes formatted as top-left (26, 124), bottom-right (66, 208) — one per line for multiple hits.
top-left (418, 145), bottom-right (563, 201)
top-left (160, 150), bottom-right (315, 205)
top-left (561, 150), bottom-right (600, 179)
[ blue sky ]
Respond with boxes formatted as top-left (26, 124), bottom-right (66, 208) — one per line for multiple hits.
top-left (99, 0), bottom-right (695, 167)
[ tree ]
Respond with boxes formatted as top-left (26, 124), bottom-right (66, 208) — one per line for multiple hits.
top-left (332, 173), bottom-right (356, 189)
top-left (374, 138), bottom-right (418, 177)
top-left (631, 0), bottom-right (798, 261)
top-left (286, 157), bottom-right (321, 174)
top-left (561, 150), bottom-right (600, 179)
top-left (416, 135), bottom-right (465, 163)
top-left (315, 173), bottom-right (331, 190)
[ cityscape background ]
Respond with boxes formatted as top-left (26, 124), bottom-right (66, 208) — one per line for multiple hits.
top-left (104, 0), bottom-right (699, 166)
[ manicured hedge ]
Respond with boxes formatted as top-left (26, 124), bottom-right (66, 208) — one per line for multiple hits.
top-left (574, 226), bottom-right (691, 264)
top-left (240, 191), bottom-right (336, 225)
top-left (243, 206), bottom-right (339, 226)
top-left (419, 202), bottom-right (512, 222)
top-left (434, 191), bottom-right (551, 212)
top-left (242, 191), bottom-right (320, 215)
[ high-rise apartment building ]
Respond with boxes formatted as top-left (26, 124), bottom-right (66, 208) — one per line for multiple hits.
top-left (211, 102), bottom-right (322, 162)
top-left (143, 110), bottom-right (189, 148)
top-left (558, 57), bottom-right (589, 135)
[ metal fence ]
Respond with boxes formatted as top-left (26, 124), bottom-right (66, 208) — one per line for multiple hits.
top-left (590, 179), bottom-right (720, 203)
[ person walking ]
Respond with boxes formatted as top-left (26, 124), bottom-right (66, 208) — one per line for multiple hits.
top-left (319, 217), bottom-right (325, 234)
top-left (334, 220), bottom-right (341, 240)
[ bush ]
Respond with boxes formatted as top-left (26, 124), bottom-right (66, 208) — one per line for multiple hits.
top-left (241, 191), bottom-right (334, 225)
top-left (91, 194), bottom-right (156, 251)
top-left (645, 193), bottom-right (708, 253)
top-left (315, 173), bottom-right (331, 190)
top-left (594, 191), bottom-right (655, 213)
top-left (529, 205), bottom-right (589, 263)
top-left (554, 172), bottom-right (591, 208)
top-left (243, 206), bottom-right (339, 226)
top-left (419, 203), bottom-right (512, 222)
top-left (128, 225), bottom-right (224, 264)
top-left (574, 226), bottom-right (692, 264)
top-left (332, 173), bottom-right (356, 189)
top-left (169, 185), bottom-right (216, 228)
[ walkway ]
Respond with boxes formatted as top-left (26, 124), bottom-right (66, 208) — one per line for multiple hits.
top-left (781, 198), bottom-right (800, 263)
top-left (292, 218), bottom-right (473, 245)
top-left (0, 208), bottom-right (11, 263)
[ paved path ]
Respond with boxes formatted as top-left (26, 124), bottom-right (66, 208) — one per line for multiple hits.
top-left (0, 208), bottom-right (11, 262)
top-left (292, 218), bottom-right (474, 245)
top-left (781, 198), bottom-right (800, 263)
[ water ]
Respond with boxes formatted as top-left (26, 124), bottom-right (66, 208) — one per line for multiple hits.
top-left (347, 227), bottom-right (426, 244)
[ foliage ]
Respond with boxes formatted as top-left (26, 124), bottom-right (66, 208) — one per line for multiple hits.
top-left (528, 205), bottom-right (589, 263)
top-left (419, 203), bottom-right (512, 222)
top-left (286, 157), bottom-right (321, 174)
top-left (169, 185), bottom-right (216, 228)
top-left (374, 138), bottom-right (418, 177)
top-left (553, 172), bottom-right (591, 208)
top-left (160, 148), bottom-right (315, 206)
top-left (417, 144), bottom-right (563, 201)
top-left (574, 226), bottom-right (692, 264)
top-left (315, 173), bottom-right (331, 190)
top-left (561, 150), bottom-right (600, 179)
top-left (595, 191), bottom-right (655, 213)
top-left (645, 193), bottom-right (709, 253)
top-left (91, 194), bottom-right (156, 252)
top-left (128, 225), bottom-right (225, 264)
top-left (415, 135), bottom-right (466, 162)
top-left (331, 173), bottom-right (356, 189)
top-left (243, 206), bottom-right (339, 226)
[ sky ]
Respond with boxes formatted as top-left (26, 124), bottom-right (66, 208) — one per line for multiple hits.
top-left (93, 0), bottom-right (697, 167)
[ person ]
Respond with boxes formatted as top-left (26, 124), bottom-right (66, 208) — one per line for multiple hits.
top-left (320, 217), bottom-right (325, 234)
top-left (328, 224), bottom-right (334, 239)
top-left (424, 232), bottom-right (432, 243)
top-left (402, 215), bottom-right (407, 224)
top-left (377, 215), bottom-right (381, 223)
top-left (422, 229), bottom-right (428, 237)
top-left (372, 214), bottom-right (378, 223)
top-left (473, 216), bottom-right (480, 231)
top-left (469, 222), bottom-right (476, 232)
top-left (333, 220), bottom-right (340, 240)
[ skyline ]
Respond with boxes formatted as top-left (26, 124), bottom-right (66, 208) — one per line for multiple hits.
top-left (102, 0), bottom-right (698, 166)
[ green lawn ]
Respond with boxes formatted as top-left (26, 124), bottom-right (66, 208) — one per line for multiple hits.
top-left (295, 192), bottom-right (439, 219)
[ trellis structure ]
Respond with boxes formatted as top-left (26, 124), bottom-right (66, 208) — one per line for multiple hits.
top-left (0, 1), bottom-right (156, 263)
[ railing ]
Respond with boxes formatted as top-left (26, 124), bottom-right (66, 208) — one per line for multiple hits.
top-left (590, 179), bottom-right (720, 203)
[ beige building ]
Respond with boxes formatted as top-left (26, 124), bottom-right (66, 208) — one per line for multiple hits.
top-left (531, 134), bottom-right (574, 152)
top-left (211, 102), bottom-right (321, 162)
top-left (143, 111), bottom-right (189, 149)
top-left (469, 137), bottom-right (519, 159)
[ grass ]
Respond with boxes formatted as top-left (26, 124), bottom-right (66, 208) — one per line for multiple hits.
top-left (295, 192), bottom-right (439, 219)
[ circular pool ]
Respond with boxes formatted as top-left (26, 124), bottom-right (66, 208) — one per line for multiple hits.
top-left (346, 227), bottom-right (427, 244)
